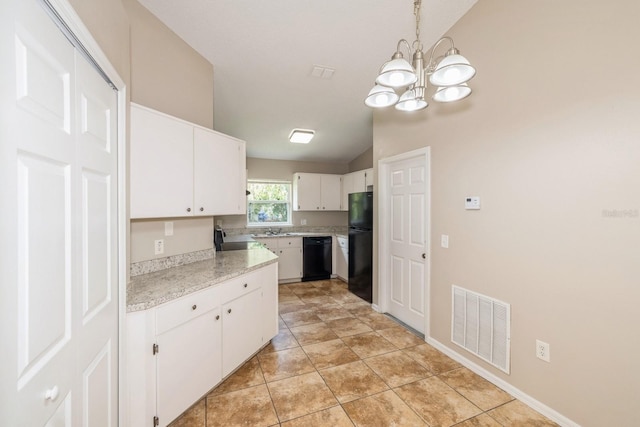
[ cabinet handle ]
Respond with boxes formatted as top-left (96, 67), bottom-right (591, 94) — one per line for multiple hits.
top-left (227, 309), bottom-right (232, 314)
top-left (215, 315), bottom-right (220, 320)
top-left (243, 283), bottom-right (248, 288)
top-left (199, 207), bottom-right (204, 212)
top-left (186, 207), bottom-right (191, 212)
top-left (192, 304), bottom-right (197, 310)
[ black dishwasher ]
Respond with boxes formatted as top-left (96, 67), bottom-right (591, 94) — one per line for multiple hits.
top-left (302, 236), bottom-right (332, 281)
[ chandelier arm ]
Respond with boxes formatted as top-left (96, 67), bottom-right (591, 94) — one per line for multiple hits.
top-left (396, 39), bottom-right (413, 58)
top-left (426, 36), bottom-right (455, 72)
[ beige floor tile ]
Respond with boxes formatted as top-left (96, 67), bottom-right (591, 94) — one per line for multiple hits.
top-left (364, 351), bottom-right (432, 387)
top-left (313, 304), bottom-right (354, 322)
top-left (260, 327), bottom-right (300, 354)
top-left (330, 291), bottom-right (368, 305)
top-left (302, 339), bottom-right (360, 369)
top-left (258, 347), bottom-right (315, 382)
top-left (342, 390), bottom-right (427, 426)
top-left (278, 284), bottom-right (294, 294)
top-left (319, 360), bottom-right (389, 403)
top-left (341, 301), bottom-right (374, 316)
top-left (356, 312), bottom-right (401, 330)
top-left (267, 371), bottom-right (338, 422)
top-left (279, 293), bottom-right (302, 303)
top-left (209, 356), bottom-right (264, 396)
top-left (488, 400), bottom-right (560, 426)
top-left (280, 405), bottom-right (354, 427)
top-left (326, 317), bottom-right (373, 337)
top-left (279, 300), bottom-right (308, 314)
top-left (439, 367), bottom-right (513, 411)
top-left (300, 295), bottom-right (337, 305)
top-left (205, 384), bottom-right (278, 427)
top-left (341, 331), bottom-right (397, 358)
top-left (291, 288), bottom-right (328, 298)
top-left (278, 317), bottom-right (287, 329)
top-left (377, 327), bottom-right (425, 349)
top-left (403, 343), bottom-right (461, 374)
top-left (168, 399), bottom-right (206, 427)
top-left (290, 322), bottom-right (339, 345)
top-left (456, 413), bottom-right (503, 427)
top-left (281, 309), bottom-right (323, 328)
top-left (395, 376), bottom-right (482, 426)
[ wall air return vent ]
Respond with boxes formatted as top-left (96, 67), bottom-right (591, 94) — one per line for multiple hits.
top-left (451, 285), bottom-right (511, 373)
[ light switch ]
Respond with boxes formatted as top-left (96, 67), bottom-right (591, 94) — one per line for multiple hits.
top-left (441, 234), bottom-right (449, 248)
top-left (465, 196), bottom-right (480, 210)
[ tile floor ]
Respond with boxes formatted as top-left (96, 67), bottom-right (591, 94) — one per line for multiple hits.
top-left (169, 279), bottom-right (558, 427)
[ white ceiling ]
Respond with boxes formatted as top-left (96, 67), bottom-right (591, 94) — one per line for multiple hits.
top-left (136, 0), bottom-right (477, 163)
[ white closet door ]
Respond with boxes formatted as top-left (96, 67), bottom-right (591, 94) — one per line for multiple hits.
top-left (0, 0), bottom-right (120, 425)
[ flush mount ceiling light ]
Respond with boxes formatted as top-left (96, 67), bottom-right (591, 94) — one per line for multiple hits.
top-left (365, 0), bottom-right (476, 112)
top-left (289, 129), bottom-right (315, 144)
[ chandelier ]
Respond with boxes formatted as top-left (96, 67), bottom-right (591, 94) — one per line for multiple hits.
top-left (365, 0), bottom-right (476, 112)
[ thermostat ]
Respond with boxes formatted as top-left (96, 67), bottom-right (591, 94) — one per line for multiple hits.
top-left (465, 196), bottom-right (480, 210)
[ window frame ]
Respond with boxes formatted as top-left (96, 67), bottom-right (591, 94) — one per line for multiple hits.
top-left (246, 179), bottom-right (293, 227)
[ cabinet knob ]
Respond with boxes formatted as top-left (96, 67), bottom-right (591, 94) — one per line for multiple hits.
top-left (316, 207), bottom-right (320, 210)
top-left (199, 207), bottom-right (204, 212)
top-left (45, 386), bottom-right (59, 401)
top-left (186, 207), bottom-right (191, 212)
top-left (192, 304), bottom-right (197, 310)
top-left (215, 315), bottom-right (220, 320)
top-left (243, 283), bottom-right (248, 288)
top-left (227, 309), bottom-right (232, 314)
top-left (422, 253), bottom-right (426, 259)
top-left (323, 207), bottom-right (326, 210)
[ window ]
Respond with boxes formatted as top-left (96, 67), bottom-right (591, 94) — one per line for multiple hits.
top-left (247, 180), bottom-right (292, 226)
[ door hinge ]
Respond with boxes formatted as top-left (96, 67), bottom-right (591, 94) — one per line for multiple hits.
top-left (152, 343), bottom-right (159, 355)
top-left (153, 415), bottom-right (159, 426)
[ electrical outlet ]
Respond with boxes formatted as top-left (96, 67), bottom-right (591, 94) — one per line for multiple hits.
top-left (154, 239), bottom-right (164, 255)
top-left (536, 339), bottom-right (550, 362)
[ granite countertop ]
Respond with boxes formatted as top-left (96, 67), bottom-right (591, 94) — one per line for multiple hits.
top-left (127, 248), bottom-right (278, 313)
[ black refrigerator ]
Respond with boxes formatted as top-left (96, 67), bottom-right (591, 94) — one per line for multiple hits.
top-left (348, 191), bottom-right (373, 303)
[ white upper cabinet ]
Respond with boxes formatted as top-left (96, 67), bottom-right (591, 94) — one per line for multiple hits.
top-left (130, 103), bottom-right (246, 218)
top-left (130, 104), bottom-right (194, 218)
top-left (341, 168), bottom-right (374, 211)
top-left (292, 172), bottom-right (342, 211)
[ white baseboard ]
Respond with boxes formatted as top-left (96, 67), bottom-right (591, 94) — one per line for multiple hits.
top-left (426, 337), bottom-right (580, 427)
top-left (371, 303), bottom-right (381, 313)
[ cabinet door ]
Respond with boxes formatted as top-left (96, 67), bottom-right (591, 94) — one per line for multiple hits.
top-left (321, 174), bottom-right (343, 211)
top-left (130, 104), bottom-right (194, 218)
top-left (194, 127), bottom-right (246, 216)
top-left (222, 288), bottom-right (263, 376)
top-left (352, 170), bottom-right (367, 193)
top-left (336, 237), bottom-right (349, 281)
top-left (364, 168), bottom-right (375, 189)
top-left (278, 247), bottom-right (302, 281)
top-left (341, 173), bottom-right (354, 211)
top-left (293, 173), bottom-right (321, 211)
top-left (156, 308), bottom-right (221, 427)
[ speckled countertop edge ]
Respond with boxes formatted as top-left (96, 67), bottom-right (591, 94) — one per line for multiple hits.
top-left (127, 248), bottom-right (278, 313)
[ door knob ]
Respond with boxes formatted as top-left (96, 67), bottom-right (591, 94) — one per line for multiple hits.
top-left (422, 253), bottom-right (426, 259)
top-left (45, 386), bottom-right (60, 401)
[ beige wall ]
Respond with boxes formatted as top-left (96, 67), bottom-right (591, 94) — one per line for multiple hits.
top-left (373, 0), bottom-right (640, 425)
top-left (348, 147), bottom-right (373, 172)
top-left (216, 157), bottom-right (349, 229)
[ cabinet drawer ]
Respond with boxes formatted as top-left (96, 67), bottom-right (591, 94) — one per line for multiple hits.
top-left (156, 285), bottom-right (220, 335)
top-left (220, 269), bottom-right (262, 304)
top-left (278, 237), bottom-right (301, 248)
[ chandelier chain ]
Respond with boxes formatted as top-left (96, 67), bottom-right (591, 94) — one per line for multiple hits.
top-left (414, 0), bottom-right (421, 43)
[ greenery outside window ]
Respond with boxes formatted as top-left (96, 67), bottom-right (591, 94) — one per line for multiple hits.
top-left (247, 180), bottom-right (292, 226)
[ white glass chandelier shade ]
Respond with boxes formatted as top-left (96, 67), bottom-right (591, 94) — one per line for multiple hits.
top-left (395, 89), bottom-right (428, 112)
top-left (432, 83), bottom-right (471, 103)
top-left (429, 53), bottom-right (476, 87)
top-left (365, 84), bottom-right (400, 108)
top-left (376, 57), bottom-right (417, 88)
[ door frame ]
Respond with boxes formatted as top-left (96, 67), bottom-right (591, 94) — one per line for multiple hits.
top-left (44, 0), bottom-right (128, 424)
top-left (377, 147), bottom-right (431, 337)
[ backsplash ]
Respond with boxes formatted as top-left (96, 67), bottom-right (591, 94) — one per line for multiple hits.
top-left (224, 225), bottom-right (348, 236)
top-left (130, 248), bottom-right (214, 277)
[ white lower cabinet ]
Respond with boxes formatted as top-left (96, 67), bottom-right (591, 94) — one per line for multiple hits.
top-left (336, 236), bottom-right (348, 282)
top-left (255, 237), bottom-right (302, 283)
top-left (126, 262), bottom-right (278, 427)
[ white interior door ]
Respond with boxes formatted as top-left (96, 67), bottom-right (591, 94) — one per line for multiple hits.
top-left (382, 151), bottom-right (429, 333)
top-left (0, 0), bottom-right (119, 425)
